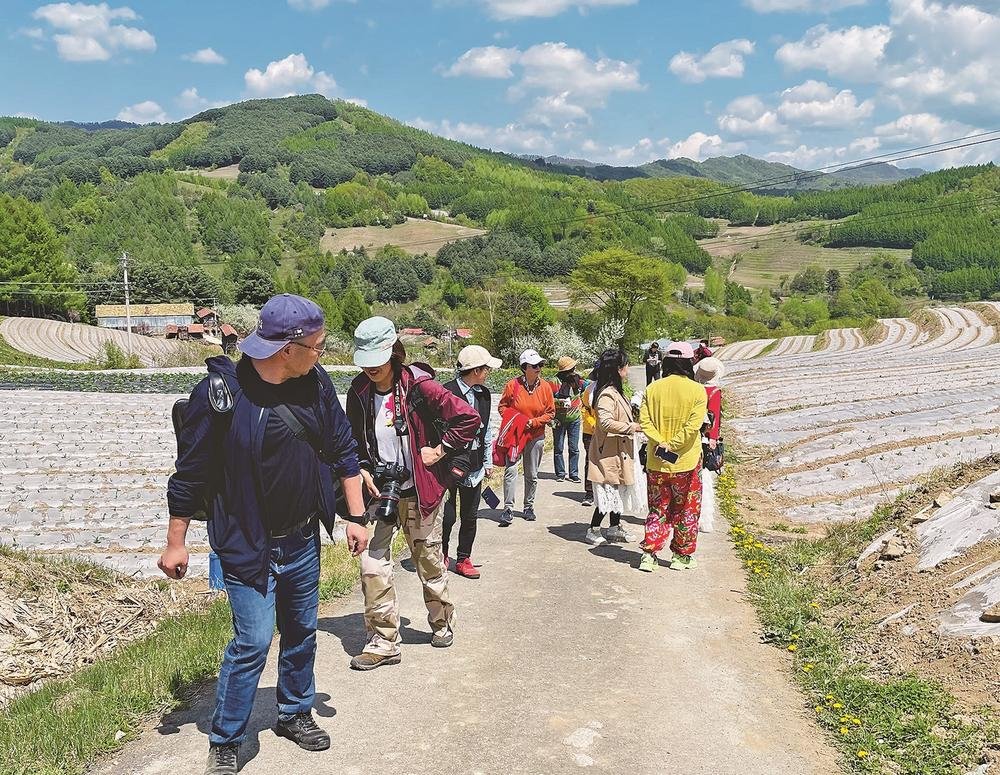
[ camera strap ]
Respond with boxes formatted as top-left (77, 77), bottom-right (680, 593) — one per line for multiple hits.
top-left (272, 404), bottom-right (333, 466)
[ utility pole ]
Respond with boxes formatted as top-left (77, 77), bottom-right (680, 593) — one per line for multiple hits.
top-left (120, 251), bottom-right (133, 357)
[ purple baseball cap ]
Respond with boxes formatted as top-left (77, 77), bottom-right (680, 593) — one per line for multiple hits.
top-left (238, 294), bottom-right (325, 360)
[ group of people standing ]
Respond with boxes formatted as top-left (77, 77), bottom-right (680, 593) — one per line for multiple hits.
top-left (159, 292), bottom-right (726, 774)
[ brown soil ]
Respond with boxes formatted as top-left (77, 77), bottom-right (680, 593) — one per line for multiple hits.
top-left (805, 456), bottom-right (1000, 711)
top-left (321, 218), bottom-right (485, 256)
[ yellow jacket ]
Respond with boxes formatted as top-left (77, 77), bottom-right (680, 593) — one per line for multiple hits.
top-left (581, 382), bottom-right (597, 436)
top-left (640, 375), bottom-right (707, 474)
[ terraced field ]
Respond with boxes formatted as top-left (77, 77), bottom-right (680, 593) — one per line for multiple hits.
top-left (0, 390), bottom-right (210, 576)
top-left (723, 303), bottom-right (1000, 641)
top-left (0, 317), bottom-right (191, 367)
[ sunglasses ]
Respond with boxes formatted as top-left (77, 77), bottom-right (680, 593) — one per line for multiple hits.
top-left (290, 340), bottom-right (325, 355)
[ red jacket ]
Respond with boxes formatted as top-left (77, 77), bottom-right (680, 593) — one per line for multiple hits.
top-left (704, 386), bottom-right (722, 440)
top-left (493, 407), bottom-right (532, 467)
top-left (346, 363), bottom-right (481, 523)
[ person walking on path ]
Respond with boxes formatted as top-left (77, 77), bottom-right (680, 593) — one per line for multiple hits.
top-left (549, 356), bottom-right (587, 484)
top-left (694, 339), bottom-right (714, 363)
top-left (637, 341), bottom-right (707, 573)
top-left (585, 349), bottom-right (641, 546)
top-left (580, 369), bottom-right (597, 507)
top-left (161, 294), bottom-right (370, 775)
top-left (346, 317), bottom-right (480, 670)
top-left (498, 349), bottom-right (555, 525)
top-left (441, 345), bottom-right (502, 579)
top-left (644, 341), bottom-right (663, 385)
top-left (695, 357), bottom-right (725, 534)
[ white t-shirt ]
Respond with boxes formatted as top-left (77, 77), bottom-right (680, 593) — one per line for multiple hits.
top-left (373, 389), bottom-right (415, 488)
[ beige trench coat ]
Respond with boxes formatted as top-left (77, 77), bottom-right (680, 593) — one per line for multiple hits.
top-left (587, 386), bottom-right (636, 487)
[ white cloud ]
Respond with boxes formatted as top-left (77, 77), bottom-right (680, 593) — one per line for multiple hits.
top-left (182, 47), bottom-right (226, 65)
top-left (744, 0), bottom-right (867, 10)
top-left (244, 53), bottom-right (337, 97)
top-left (343, 96), bottom-right (368, 106)
top-left (776, 23), bottom-right (890, 79)
top-left (444, 41), bottom-right (642, 129)
top-left (444, 46), bottom-right (520, 78)
top-left (287, 0), bottom-right (352, 9)
top-left (33, 2), bottom-right (155, 62)
top-left (764, 137), bottom-right (881, 169)
top-left (667, 132), bottom-right (745, 161)
top-left (20, 27), bottom-right (45, 40)
top-left (409, 117), bottom-right (555, 154)
top-left (669, 39), bottom-right (755, 83)
top-left (873, 112), bottom-right (994, 167)
top-left (475, 0), bottom-right (637, 20)
top-left (776, 79), bottom-right (874, 126)
top-left (116, 99), bottom-right (167, 124)
top-left (717, 95), bottom-right (785, 136)
top-left (176, 87), bottom-right (230, 113)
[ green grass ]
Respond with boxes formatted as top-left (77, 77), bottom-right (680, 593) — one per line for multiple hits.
top-left (720, 472), bottom-right (999, 773)
top-left (0, 540), bottom-right (371, 775)
top-left (151, 121), bottom-right (212, 162)
top-left (728, 238), bottom-right (910, 291)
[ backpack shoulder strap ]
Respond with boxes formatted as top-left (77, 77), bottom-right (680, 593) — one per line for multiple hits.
top-left (272, 403), bottom-right (333, 465)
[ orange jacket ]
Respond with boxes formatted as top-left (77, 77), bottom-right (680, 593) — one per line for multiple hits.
top-left (498, 376), bottom-right (555, 440)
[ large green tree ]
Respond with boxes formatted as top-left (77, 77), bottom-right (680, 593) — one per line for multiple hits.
top-left (0, 194), bottom-right (84, 315)
top-left (569, 248), bottom-right (685, 344)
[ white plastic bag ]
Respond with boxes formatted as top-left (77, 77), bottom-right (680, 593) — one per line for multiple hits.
top-left (621, 435), bottom-right (649, 515)
top-left (700, 468), bottom-right (716, 533)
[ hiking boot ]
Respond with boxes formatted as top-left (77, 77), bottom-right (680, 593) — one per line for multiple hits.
top-left (523, 507), bottom-right (536, 522)
top-left (275, 712), bottom-right (330, 751)
top-left (350, 652), bottom-right (401, 671)
top-left (499, 508), bottom-right (513, 527)
top-left (669, 553), bottom-right (698, 571)
top-left (585, 527), bottom-right (606, 546)
top-left (431, 630), bottom-right (454, 648)
top-left (581, 496), bottom-right (594, 507)
top-left (454, 557), bottom-right (480, 579)
top-left (604, 525), bottom-right (634, 543)
top-left (205, 743), bottom-right (239, 775)
top-left (638, 552), bottom-right (657, 572)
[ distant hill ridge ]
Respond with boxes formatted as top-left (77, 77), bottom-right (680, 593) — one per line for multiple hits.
top-left (521, 152), bottom-right (926, 190)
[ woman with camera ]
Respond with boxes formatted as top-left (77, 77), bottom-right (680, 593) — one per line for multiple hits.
top-left (637, 342), bottom-right (708, 573)
top-left (346, 317), bottom-right (481, 670)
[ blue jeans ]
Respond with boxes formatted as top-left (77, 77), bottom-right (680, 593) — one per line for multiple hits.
top-left (553, 418), bottom-right (581, 480)
top-left (210, 524), bottom-right (320, 746)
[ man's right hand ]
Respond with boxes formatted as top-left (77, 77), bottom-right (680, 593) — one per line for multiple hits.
top-left (360, 469), bottom-right (380, 498)
top-left (157, 545), bottom-right (189, 579)
top-left (345, 521), bottom-right (369, 556)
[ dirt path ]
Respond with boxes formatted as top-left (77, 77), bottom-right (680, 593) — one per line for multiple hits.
top-left (91, 492), bottom-right (838, 772)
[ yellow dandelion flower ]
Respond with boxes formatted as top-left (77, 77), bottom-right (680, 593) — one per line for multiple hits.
top-left (852, 718), bottom-right (861, 725)
top-left (840, 727), bottom-right (848, 735)
top-left (815, 706), bottom-right (823, 713)
top-left (832, 703), bottom-right (843, 709)
top-left (787, 644), bottom-right (797, 652)
top-left (857, 750), bottom-right (869, 759)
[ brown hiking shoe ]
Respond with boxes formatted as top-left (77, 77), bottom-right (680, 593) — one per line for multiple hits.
top-left (350, 652), bottom-right (401, 671)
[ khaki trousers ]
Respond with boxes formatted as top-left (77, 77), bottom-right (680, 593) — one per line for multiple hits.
top-left (360, 496), bottom-right (454, 655)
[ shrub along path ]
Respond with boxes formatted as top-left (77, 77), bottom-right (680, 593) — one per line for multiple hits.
top-left (90, 480), bottom-right (837, 772)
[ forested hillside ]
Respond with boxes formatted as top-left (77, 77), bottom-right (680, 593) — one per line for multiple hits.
top-left (1, 94), bottom-right (998, 361)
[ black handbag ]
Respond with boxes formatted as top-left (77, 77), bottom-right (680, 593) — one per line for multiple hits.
top-left (702, 439), bottom-right (724, 472)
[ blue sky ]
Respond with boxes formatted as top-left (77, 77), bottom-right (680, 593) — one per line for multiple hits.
top-left (3, 0), bottom-right (999, 170)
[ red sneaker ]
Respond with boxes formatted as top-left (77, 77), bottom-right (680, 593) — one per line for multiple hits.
top-left (454, 558), bottom-right (481, 579)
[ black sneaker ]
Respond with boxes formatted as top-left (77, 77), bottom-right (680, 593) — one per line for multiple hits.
top-left (499, 508), bottom-right (513, 527)
top-left (205, 743), bottom-right (239, 775)
top-left (568, 476), bottom-right (582, 484)
top-left (275, 712), bottom-right (331, 752)
top-left (523, 507), bottom-right (536, 521)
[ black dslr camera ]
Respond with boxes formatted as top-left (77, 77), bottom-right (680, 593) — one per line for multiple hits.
top-left (372, 462), bottom-right (410, 523)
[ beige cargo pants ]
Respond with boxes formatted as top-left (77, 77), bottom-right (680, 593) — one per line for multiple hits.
top-left (360, 496), bottom-right (454, 655)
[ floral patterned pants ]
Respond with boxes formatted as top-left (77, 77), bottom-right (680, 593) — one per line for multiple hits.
top-left (643, 467), bottom-right (702, 557)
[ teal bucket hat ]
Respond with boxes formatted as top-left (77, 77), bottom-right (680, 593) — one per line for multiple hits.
top-left (353, 316), bottom-right (398, 368)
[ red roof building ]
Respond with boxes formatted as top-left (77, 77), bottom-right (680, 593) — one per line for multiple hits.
top-left (455, 328), bottom-right (473, 339)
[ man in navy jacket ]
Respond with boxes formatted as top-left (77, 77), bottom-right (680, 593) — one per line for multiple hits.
top-left (160, 294), bottom-right (368, 775)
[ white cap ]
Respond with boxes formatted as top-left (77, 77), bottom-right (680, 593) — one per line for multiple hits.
top-left (519, 348), bottom-right (544, 366)
top-left (457, 344), bottom-right (502, 371)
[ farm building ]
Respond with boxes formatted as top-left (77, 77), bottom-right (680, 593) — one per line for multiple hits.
top-left (95, 303), bottom-right (195, 335)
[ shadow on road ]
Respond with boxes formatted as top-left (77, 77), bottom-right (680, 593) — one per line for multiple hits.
top-left (154, 683), bottom-right (337, 769)
top-left (546, 522), bottom-right (645, 568)
top-left (317, 612), bottom-right (425, 655)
